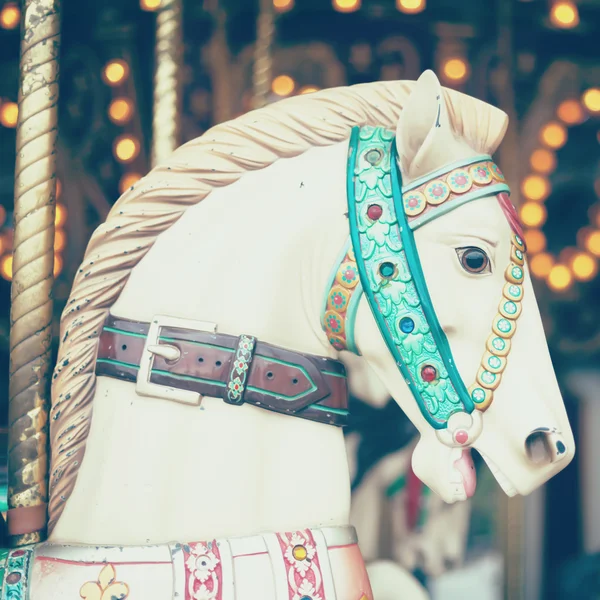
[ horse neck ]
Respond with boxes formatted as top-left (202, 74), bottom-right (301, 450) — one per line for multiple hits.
top-left (112, 142), bottom-right (351, 358)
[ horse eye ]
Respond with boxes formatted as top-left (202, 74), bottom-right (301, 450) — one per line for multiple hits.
top-left (457, 247), bottom-right (491, 274)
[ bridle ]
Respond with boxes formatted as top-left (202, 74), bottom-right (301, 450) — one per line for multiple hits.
top-left (322, 126), bottom-right (527, 448)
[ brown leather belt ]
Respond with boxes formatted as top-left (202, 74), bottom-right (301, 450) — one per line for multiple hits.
top-left (96, 315), bottom-right (349, 427)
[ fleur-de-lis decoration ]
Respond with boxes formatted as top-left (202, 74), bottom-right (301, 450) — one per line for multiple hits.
top-left (79, 564), bottom-right (129, 600)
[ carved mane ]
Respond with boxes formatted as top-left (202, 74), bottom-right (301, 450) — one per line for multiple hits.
top-left (49, 79), bottom-right (508, 531)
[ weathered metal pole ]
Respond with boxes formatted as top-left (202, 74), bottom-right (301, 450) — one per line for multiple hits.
top-left (151, 0), bottom-right (183, 168)
top-left (252, 0), bottom-right (275, 110)
top-left (8, 0), bottom-right (61, 547)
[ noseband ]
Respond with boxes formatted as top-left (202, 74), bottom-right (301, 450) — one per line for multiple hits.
top-left (322, 126), bottom-right (526, 446)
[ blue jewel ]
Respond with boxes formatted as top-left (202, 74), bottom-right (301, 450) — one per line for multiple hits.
top-left (399, 317), bottom-right (415, 333)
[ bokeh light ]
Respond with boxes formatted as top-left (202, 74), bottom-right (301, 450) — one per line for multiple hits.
top-left (571, 252), bottom-right (598, 282)
top-left (530, 253), bottom-right (554, 279)
top-left (53, 254), bottom-right (63, 278)
top-left (271, 75), bottom-right (295, 97)
top-left (442, 58), bottom-right (469, 83)
top-left (582, 88), bottom-right (600, 114)
top-left (0, 255), bottom-right (13, 281)
top-left (540, 122), bottom-right (567, 149)
top-left (113, 135), bottom-right (140, 163)
top-left (530, 149), bottom-right (557, 174)
top-left (521, 175), bottom-right (551, 202)
top-left (550, 1), bottom-right (579, 29)
top-left (140, 0), bottom-right (162, 10)
top-left (299, 85), bottom-right (320, 95)
top-left (102, 60), bottom-right (129, 87)
top-left (119, 172), bottom-right (143, 194)
top-left (54, 230), bottom-right (66, 252)
top-left (55, 204), bottom-right (67, 227)
top-left (333, 0), bottom-right (361, 12)
top-left (0, 101), bottom-right (18, 128)
top-left (584, 230), bottom-right (600, 256)
top-left (396, 0), bottom-right (426, 14)
top-left (273, 0), bottom-right (294, 12)
top-left (520, 202), bottom-right (547, 227)
top-left (0, 3), bottom-right (20, 30)
top-left (557, 99), bottom-right (585, 124)
top-left (108, 98), bottom-right (134, 125)
top-left (523, 229), bottom-right (547, 254)
top-left (547, 264), bottom-right (573, 291)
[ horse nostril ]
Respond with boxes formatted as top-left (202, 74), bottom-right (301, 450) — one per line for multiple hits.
top-left (525, 431), bottom-right (553, 466)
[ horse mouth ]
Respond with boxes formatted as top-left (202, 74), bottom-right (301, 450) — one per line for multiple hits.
top-left (453, 448), bottom-right (477, 499)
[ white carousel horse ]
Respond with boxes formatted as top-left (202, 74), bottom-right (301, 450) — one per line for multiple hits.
top-left (3, 71), bottom-right (573, 599)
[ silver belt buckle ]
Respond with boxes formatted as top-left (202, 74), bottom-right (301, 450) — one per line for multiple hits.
top-left (136, 314), bottom-right (217, 406)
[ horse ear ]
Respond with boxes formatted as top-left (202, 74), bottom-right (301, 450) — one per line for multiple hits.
top-left (395, 70), bottom-right (469, 184)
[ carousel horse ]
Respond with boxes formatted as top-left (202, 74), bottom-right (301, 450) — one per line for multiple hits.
top-left (1, 71), bottom-right (574, 599)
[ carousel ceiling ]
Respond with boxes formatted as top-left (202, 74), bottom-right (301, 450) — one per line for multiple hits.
top-left (0, 0), bottom-right (598, 371)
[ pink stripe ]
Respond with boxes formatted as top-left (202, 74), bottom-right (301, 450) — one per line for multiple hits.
top-left (36, 556), bottom-right (171, 566)
top-left (498, 192), bottom-right (526, 249)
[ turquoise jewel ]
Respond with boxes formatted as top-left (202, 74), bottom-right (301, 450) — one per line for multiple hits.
top-left (492, 337), bottom-right (506, 351)
top-left (515, 249), bottom-right (523, 260)
top-left (503, 301), bottom-right (517, 315)
top-left (515, 235), bottom-right (523, 246)
top-left (488, 356), bottom-right (502, 369)
top-left (508, 284), bottom-right (521, 298)
top-left (399, 316), bottom-right (415, 333)
top-left (481, 371), bottom-right (496, 385)
top-left (472, 388), bottom-right (486, 403)
top-left (512, 266), bottom-right (523, 279)
top-left (498, 319), bottom-right (511, 333)
top-left (379, 261), bottom-right (396, 279)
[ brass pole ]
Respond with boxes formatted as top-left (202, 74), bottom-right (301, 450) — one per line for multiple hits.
top-left (252, 0), bottom-right (275, 110)
top-left (8, 0), bottom-right (61, 547)
top-left (151, 0), bottom-right (183, 168)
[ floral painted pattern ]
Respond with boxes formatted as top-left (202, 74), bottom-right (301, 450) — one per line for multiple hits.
top-left (425, 181), bottom-right (450, 205)
top-left (278, 530), bottom-right (325, 600)
top-left (80, 564), bottom-right (129, 600)
top-left (182, 541), bottom-right (222, 600)
top-left (447, 169), bottom-right (472, 193)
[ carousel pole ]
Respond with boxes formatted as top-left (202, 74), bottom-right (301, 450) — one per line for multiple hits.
top-left (151, 0), bottom-right (183, 168)
top-left (7, 0), bottom-right (61, 547)
top-left (252, 0), bottom-right (275, 110)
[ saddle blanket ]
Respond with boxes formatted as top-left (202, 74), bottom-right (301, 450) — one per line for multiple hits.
top-left (0, 525), bottom-right (373, 599)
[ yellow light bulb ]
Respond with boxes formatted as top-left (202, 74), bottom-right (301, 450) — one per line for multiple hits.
top-left (520, 202), bottom-right (547, 228)
top-left (103, 60), bottom-right (129, 87)
top-left (0, 101), bottom-right (18, 128)
top-left (442, 58), bottom-right (469, 83)
top-left (582, 88), bottom-right (600, 114)
top-left (571, 252), bottom-right (597, 281)
top-left (523, 229), bottom-right (547, 254)
top-left (540, 122), bottom-right (567, 149)
top-left (0, 3), bottom-right (20, 30)
top-left (119, 172), bottom-right (143, 194)
top-left (108, 98), bottom-right (134, 124)
top-left (529, 149), bottom-right (556, 174)
top-left (547, 264), bottom-right (573, 291)
top-left (271, 75), bottom-right (295, 97)
top-left (333, 0), bottom-right (361, 12)
top-left (530, 253), bottom-right (554, 279)
top-left (396, 0), bottom-right (426, 14)
top-left (114, 136), bottom-right (140, 163)
top-left (550, 1), bottom-right (579, 29)
top-left (0, 255), bottom-right (13, 281)
top-left (521, 175), bottom-right (551, 202)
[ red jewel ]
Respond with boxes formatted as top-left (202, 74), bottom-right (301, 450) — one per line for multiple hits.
top-left (408, 198), bottom-right (418, 207)
top-left (456, 175), bottom-right (466, 185)
top-left (367, 204), bottom-right (383, 221)
top-left (478, 168), bottom-right (486, 177)
top-left (421, 365), bottom-right (437, 382)
top-left (454, 430), bottom-right (468, 445)
top-left (434, 187), bottom-right (443, 196)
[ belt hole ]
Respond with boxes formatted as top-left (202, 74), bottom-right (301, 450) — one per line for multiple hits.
top-left (267, 371), bottom-right (274, 379)
top-left (216, 360), bottom-right (222, 367)
top-left (198, 357), bottom-right (204, 363)
top-left (292, 378), bottom-right (298, 385)
top-left (121, 344), bottom-right (127, 351)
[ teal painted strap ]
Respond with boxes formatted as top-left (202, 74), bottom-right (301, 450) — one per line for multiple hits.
top-left (347, 126), bottom-right (472, 430)
top-left (1, 546), bottom-right (34, 600)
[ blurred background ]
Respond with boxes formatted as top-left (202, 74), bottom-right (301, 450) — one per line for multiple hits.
top-left (0, 0), bottom-right (598, 598)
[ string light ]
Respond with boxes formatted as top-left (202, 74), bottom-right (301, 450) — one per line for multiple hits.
top-left (584, 231), bottom-right (600, 256)
top-left (102, 60), bottom-right (129, 87)
top-left (273, 0), bottom-right (294, 12)
top-left (119, 172), bottom-right (143, 194)
top-left (54, 230), bottom-right (66, 252)
top-left (396, 0), bottom-right (426, 13)
top-left (571, 252), bottom-right (597, 281)
top-left (530, 253), bottom-right (554, 279)
top-left (0, 3), bottom-right (20, 30)
top-left (523, 229), bottom-right (547, 254)
top-left (140, 0), bottom-right (162, 10)
top-left (113, 135), bottom-right (140, 163)
top-left (55, 204), bottom-right (67, 227)
top-left (271, 75), bottom-right (295, 97)
top-left (299, 85), bottom-right (320, 94)
top-left (582, 88), bottom-right (600, 114)
top-left (332, 0), bottom-right (361, 12)
top-left (547, 264), bottom-right (573, 291)
top-left (0, 101), bottom-right (18, 128)
top-left (550, 1), bottom-right (579, 29)
top-left (108, 98), bottom-right (134, 125)
top-left (53, 254), bottom-right (63, 278)
top-left (529, 149), bottom-right (557, 174)
top-left (442, 58), bottom-right (469, 84)
top-left (521, 175), bottom-right (550, 202)
top-left (540, 122), bottom-right (567, 149)
top-left (0, 255), bottom-right (13, 281)
top-left (557, 99), bottom-right (585, 124)
top-left (520, 202), bottom-right (547, 227)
